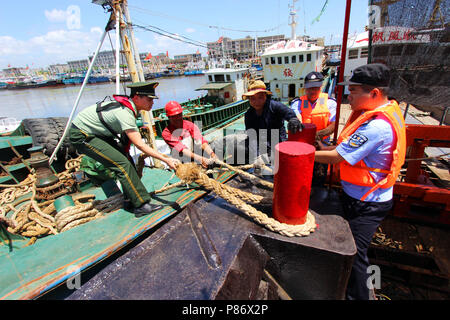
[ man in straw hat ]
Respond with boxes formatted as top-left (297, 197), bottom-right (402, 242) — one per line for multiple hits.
top-left (314, 63), bottom-right (406, 300)
top-left (242, 80), bottom-right (302, 158)
top-left (162, 101), bottom-right (217, 169)
top-left (69, 81), bottom-right (180, 217)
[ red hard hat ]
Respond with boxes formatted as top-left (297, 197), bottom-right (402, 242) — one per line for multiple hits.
top-left (165, 101), bottom-right (183, 116)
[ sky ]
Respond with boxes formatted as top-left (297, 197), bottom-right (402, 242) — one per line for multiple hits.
top-left (0, 0), bottom-right (370, 70)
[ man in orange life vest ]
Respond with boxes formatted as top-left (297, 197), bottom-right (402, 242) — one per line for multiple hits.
top-left (69, 82), bottom-right (180, 217)
top-left (162, 101), bottom-right (217, 169)
top-left (315, 64), bottom-right (406, 300)
top-left (290, 71), bottom-right (336, 143)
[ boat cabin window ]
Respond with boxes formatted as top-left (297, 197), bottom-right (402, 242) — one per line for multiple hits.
top-left (226, 74), bottom-right (231, 81)
top-left (284, 56), bottom-right (289, 64)
top-left (266, 58), bottom-right (269, 65)
top-left (299, 55), bottom-right (304, 62)
top-left (360, 48), bottom-right (368, 58)
top-left (348, 49), bottom-right (359, 59)
top-left (271, 57), bottom-right (276, 64)
top-left (208, 75), bottom-right (213, 82)
top-left (292, 55), bottom-right (296, 63)
top-left (277, 57), bottom-right (282, 64)
top-left (215, 74), bottom-right (225, 82)
top-left (307, 53), bottom-right (311, 62)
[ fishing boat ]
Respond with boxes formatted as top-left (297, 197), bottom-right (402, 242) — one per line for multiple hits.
top-left (0, 0), bottom-right (358, 301)
top-left (0, 0), bottom-right (448, 302)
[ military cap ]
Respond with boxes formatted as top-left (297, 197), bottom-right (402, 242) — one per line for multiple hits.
top-left (127, 81), bottom-right (159, 99)
top-left (304, 72), bottom-right (324, 88)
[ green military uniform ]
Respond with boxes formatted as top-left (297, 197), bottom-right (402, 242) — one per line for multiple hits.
top-left (69, 82), bottom-right (158, 209)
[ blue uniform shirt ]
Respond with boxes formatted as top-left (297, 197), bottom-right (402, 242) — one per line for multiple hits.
top-left (336, 109), bottom-right (395, 202)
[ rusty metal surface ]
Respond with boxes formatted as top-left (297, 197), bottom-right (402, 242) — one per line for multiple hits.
top-left (44, 176), bottom-right (356, 300)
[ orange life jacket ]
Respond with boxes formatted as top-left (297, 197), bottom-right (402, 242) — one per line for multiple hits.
top-left (299, 92), bottom-right (331, 131)
top-left (337, 100), bottom-right (406, 201)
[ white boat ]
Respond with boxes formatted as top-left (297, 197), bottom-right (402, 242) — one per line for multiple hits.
top-left (260, 2), bottom-right (325, 102)
top-left (343, 31), bottom-right (369, 95)
top-left (0, 117), bottom-right (21, 134)
top-left (197, 65), bottom-right (249, 105)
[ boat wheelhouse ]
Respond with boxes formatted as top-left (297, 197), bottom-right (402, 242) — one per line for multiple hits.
top-left (261, 40), bottom-right (324, 102)
top-left (344, 31), bottom-right (369, 80)
top-left (343, 31), bottom-right (369, 95)
top-left (196, 67), bottom-right (250, 105)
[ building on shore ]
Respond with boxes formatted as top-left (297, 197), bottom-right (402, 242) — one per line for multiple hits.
top-left (207, 35), bottom-right (286, 61)
top-left (48, 64), bottom-right (70, 75)
top-left (67, 59), bottom-right (90, 72)
top-left (206, 34), bottom-right (324, 62)
top-left (173, 53), bottom-right (202, 65)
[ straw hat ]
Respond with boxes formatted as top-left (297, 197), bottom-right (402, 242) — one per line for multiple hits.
top-left (242, 80), bottom-right (272, 99)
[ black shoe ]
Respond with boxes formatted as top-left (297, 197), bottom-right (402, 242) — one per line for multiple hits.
top-left (133, 202), bottom-right (163, 217)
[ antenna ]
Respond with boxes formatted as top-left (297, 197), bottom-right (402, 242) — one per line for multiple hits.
top-left (289, 0), bottom-right (299, 41)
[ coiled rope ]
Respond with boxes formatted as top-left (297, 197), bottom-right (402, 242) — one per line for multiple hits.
top-left (0, 155), bottom-right (123, 239)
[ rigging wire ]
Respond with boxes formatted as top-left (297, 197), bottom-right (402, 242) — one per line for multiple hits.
top-left (130, 22), bottom-right (208, 48)
top-left (129, 4), bottom-right (285, 34)
top-left (131, 17), bottom-right (207, 47)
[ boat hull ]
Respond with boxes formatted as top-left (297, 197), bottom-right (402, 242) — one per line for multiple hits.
top-left (0, 168), bottom-right (236, 300)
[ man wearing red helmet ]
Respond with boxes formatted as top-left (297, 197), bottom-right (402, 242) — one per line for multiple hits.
top-left (162, 101), bottom-right (217, 168)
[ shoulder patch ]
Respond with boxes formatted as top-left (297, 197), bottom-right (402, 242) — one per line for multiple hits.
top-left (348, 133), bottom-right (368, 148)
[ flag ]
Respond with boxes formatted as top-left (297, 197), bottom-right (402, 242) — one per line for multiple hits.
top-left (144, 52), bottom-right (152, 60)
top-left (206, 50), bottom-right (209, 55)
top-left (166, 51), bottom-right (169, 58)
top-left (217, 36), bottom-right (224, 44)
top-left (196, 49), bottom-right (200, 55)
top-left (8, 64), bottom-right (11, 68)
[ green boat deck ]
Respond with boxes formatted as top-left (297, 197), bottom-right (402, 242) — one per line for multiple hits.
top-left (0, 167), bottom-right (236, 300)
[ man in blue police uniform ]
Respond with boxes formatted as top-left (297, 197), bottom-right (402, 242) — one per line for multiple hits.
top-left (314, 64), bottom-right (406, 300)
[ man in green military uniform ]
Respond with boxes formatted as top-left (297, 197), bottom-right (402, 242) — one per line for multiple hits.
top-left (69, 82), bottom-right (180, 217)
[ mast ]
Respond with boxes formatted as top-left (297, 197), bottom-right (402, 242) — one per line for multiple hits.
top-left (114, 0), bottom-right (121, 94)
top-left (289, 0), bottom-right (299, 41)
top-left (113, 0), bottom-right (162, 167)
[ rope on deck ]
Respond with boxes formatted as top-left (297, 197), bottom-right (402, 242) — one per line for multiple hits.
top-left (174, 163), bottom-right (316, 237)
top-left (0, 155), bottom-right (122, 238)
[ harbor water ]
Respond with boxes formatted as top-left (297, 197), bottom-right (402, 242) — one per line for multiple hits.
top-left (0, 75), bottom-right (208, 121)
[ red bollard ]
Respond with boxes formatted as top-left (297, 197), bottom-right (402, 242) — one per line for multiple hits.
top-left (288, 123), bottom-right (317, 145)
top-left (273, 141), bottom-right (315, 225)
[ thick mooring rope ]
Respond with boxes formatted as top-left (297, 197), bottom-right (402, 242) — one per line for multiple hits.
top-left (175, 163), bottom-right (316, 237)
top-left (0, 155), bottom-right (123, 238)
top-left (214, 159), bottom-right (274, 189)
